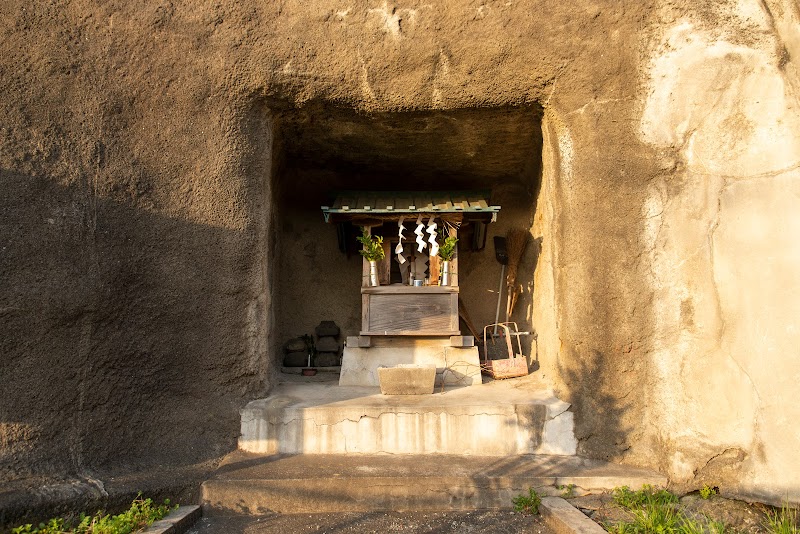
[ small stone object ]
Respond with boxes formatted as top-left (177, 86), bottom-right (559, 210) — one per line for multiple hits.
top-left (315, 336), bottom-right (340, 353)
top-left (283, 352), bottom-right (308, 367)
top-left (315, 321), bottom-right (340, 338)
top-left (284, 337), bottom-right (307, 353)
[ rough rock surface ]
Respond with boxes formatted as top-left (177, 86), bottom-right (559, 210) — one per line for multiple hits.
top-left (1, 0), bottom-right (798, 516)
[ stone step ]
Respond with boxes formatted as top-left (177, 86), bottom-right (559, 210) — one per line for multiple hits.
top-left (201, 452), bottom-right (667, 515)
top-left (239, 380), bottom-right (578, 456)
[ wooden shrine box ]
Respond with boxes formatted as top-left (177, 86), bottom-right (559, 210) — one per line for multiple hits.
top-left (322, 191), bottom-right (500, 338)
top-left (361, 279), bottom-right (460, 336)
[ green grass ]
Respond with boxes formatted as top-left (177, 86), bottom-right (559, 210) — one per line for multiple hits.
top-left (698, 484), bottom-right (718, 500)
top-left (512, 487), bottom-right (542, 515)
top-left (606, 485), bottom-right (800, 534)
top-left (11, 495), bottom-right (177, 534)
top-left (606, 485), bottom-right (727, 534)
top-left (765, 502), bottom-right (800, 534)
top-left (679, 515), bottom-right (726, 534)
top-left (613, 485), bottom-right (678, 509)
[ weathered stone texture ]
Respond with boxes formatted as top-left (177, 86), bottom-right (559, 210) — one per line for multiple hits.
top-left (1, 0), bottom-right (798, 507)
top-left (0, 1), bottom-right (276, 481)
top-left (638, 1), bottom-right (800, 503)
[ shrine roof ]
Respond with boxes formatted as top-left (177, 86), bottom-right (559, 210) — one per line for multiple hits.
top-left (321, 190), bottom-right (500, 223)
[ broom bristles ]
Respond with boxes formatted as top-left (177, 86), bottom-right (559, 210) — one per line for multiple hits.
top-left (505, 228), bottom-right (529, 318)
top-left (505, 228), bottom-right (529, 287)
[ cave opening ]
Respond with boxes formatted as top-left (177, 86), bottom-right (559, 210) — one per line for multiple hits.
top-left (270, 103), bottom-right (545, 371)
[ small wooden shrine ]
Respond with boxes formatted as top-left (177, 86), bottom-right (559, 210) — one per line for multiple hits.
top-left (322, 191), bottom-right (500, 338)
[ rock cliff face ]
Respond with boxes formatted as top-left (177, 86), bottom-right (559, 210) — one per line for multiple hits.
top-left (637, 1), bottom-right (800, 503)
top-left (1, 0), bottom-right (797, 505)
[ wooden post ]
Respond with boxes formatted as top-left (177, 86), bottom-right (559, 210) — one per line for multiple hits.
top-left (361, 293), bottom-right (370, 332)
top-left (450, 225), bottom-right (458, 287)
top-left (379, 238), bottom-right (391, 285)
top-left (450, 291), bottom-right (459, 331)
top-left (429, 255), bottom-right (441, 285)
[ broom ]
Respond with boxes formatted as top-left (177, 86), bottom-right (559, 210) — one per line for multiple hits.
top-left (505, 228), bottom-right (529, 320)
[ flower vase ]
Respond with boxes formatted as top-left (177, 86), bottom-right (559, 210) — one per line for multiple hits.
top-left (441, 260), bottom-right (451, 286)
top-left (369, 260), bottom-right (379, 286)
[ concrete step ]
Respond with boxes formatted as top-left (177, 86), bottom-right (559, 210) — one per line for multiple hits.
top-left (239, 379), bottom-right (578, 456)
top-left (201, 451), bottom-right (667, 515)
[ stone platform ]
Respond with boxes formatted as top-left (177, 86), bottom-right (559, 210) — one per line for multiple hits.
top-left (239, 377), bottom-right (577, 456)
top-left (201, 451), bottom-right (668, 515)
top-left (339, 336), bottom-right (483, 387)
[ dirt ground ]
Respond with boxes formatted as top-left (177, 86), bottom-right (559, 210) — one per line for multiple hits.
top-left (187, 511), bottom-right (552, 534)
top-left (181, 492), bottom-right (799, 533)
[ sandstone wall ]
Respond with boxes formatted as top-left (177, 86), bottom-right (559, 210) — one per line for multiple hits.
top-left (0, 2), bottom-right (275, 479)
top-left (1, 0), bottom-right (797, 505)
top-left (638, 0), bottom-right (800, 503)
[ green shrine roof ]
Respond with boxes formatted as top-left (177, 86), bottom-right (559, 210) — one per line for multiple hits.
top-left (321, 190), bottom-right (500, 223)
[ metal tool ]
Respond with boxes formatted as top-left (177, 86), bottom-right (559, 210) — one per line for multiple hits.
top-left (492, 236), bottom-right (508, 336)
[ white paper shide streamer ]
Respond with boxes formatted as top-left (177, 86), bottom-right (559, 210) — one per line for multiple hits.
top-left (414, 215), bottom-right (427, 252)
top-left (395, 217), bottom-right (406, 264)
top-left (426, 217), bottom-right (439, 257)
